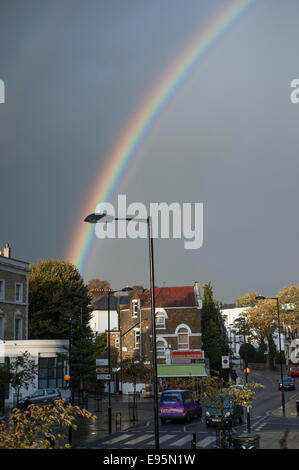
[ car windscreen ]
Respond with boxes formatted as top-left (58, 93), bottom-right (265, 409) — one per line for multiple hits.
top-left (31, 390), bottom-right (45, 398)
top-left (160, 393), bottom-right (183, 404)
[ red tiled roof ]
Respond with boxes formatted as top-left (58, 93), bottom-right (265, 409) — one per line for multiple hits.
top-left (121, 286), bottom-right (196, 308)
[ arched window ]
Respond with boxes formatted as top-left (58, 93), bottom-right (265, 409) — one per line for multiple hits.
top-left (155, 311), bottom-right (166, 329)
top-left (156, 338), bottom-right (167, 358)
top-left (177, 326), bottom-right (189, 350)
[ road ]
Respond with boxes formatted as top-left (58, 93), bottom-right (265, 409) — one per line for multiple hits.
top-left (81, 368), bottom-right (299, 449)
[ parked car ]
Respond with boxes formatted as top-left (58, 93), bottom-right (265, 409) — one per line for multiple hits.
top-left (279, 376), bottom-right (296, 391)
top-left (288, 367), bottom-right (299, 377)
top-left (19, 388), bottom-right (61, 410)
top-left (159, 389), bottom-right (202, 424)
top-left (205, 394), bottom-right (243, 428)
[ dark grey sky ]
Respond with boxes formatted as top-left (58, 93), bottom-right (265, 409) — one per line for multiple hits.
top-left (1, 0), bottom-right (299, 302)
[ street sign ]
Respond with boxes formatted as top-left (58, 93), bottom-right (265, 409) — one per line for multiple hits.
top-left (96, 366), bottom-right (109, 374)
top-left (96, 358), bottom-right (108, 366)
top-left (97, 374), bottom-right (111, 380)
top-left (221, 356), bottom-right (230, 369)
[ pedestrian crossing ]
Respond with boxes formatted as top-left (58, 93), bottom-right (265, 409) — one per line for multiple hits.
top-left (99, 432), bottom-right (215, 449)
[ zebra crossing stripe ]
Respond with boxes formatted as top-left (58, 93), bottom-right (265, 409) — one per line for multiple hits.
top-left (170, 435), bottom-right (193, 447)
top-left (146, 434), bottom-right (175, 445)
top-left (125, 434), bottom-right (153, 445)
top-left (196, 436), bottom-right (215, 448)
top-left (102, 433), bottom-right (133, 445)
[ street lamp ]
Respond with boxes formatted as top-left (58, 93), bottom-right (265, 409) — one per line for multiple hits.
top-left (67, 317), bottom-right (78, 446)
top-left (255, 295), bottom-right (286, 416)
top-left (106, 286), bottom-right (133, 433)
top-left (84, 212), bottom-right (160, 449)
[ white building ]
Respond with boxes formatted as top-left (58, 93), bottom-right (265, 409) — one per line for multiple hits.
top-left (89, 295), bottom-right (132, 336)
top-left (0, 339), bottom-right (69, 409)
top-left (221, 303), bottom-right (297, 365)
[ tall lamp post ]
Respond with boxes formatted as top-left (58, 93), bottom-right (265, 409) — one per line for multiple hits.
top-left (106, 287), bottom-right (133, 433)
top-left (84, 212), bottom-right (160, 449)
top-left (255, 295), bottom-right (285, 416)
top-left (67, 317), bottom-right (78, 446)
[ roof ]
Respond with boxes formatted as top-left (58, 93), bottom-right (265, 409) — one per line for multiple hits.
top-left (92, 295), bottom-right (133, 310)
top-left (157, 364), bottom-right (207, 378)
top-left (121, 286), bottom-right (197, 309)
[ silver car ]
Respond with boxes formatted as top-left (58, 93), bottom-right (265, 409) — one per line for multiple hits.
top-left (19, 388), bottom-right (61, 409)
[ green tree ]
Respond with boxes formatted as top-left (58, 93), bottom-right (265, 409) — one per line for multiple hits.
top-left (201, 283), bottom-right (228, 375)
top-left (29, 259), bottom-right (95, 392)
top-left (29, 259), bottom-right (91, 339)
top-left (8, 351), bottom-right (38, 406)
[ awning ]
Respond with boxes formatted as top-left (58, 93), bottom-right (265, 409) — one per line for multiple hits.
top-left (157, 364), bottom-right (207, 378)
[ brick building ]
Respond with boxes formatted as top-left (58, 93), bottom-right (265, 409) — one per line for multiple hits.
top-left (0, 244), bottom-right (30, 341)
top-left (114, 283), bottom-right (207, 393)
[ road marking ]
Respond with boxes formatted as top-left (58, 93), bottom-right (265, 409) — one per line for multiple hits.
top-left (102, 433), bottom-right (134, 444)
top-left (170, 435), bottom-right (193, 447)
top-left (125, 434), bottom-right (153, 445)
top-left (196, 436), bottom-right (215, 448)
top-left (146, 434), bottom-right (176, 445)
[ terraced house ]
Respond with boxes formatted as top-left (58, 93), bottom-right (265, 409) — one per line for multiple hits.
top-left (0, 243), bottom-right (29, 341)
top-left (114, 283), bottom-right (208, 394)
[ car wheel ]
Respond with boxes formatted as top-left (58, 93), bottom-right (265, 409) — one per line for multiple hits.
top-left (160, 418), bottom-right (166, 425)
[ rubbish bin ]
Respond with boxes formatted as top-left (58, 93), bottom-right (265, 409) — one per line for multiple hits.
top-left (296, 400), bottom-right (299, 416)
top-left (232, 433), bottom-right (260, 449)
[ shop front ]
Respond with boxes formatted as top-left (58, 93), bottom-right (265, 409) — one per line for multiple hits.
top-left (157, 362), bottom-right (208, 400)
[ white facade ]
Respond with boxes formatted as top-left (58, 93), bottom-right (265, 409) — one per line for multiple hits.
top-left (89, 309), bottom-right (118, 335)
top-left (0, 339), bottom-right (69, 406)
top-left (221, 305), bottom-right (294, 362)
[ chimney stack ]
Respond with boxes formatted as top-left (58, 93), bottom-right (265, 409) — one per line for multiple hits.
top-left (194, 281), bottom-right (202, 308)
top-left (2, 243), bottom-right (11, 258)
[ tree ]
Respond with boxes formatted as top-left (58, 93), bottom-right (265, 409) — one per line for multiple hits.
top-left (8, 351), bottom-right (38, 406)
top-left (201, 283), bottom-right (228, 375)
top-left (29, 259), bottom-right (91, 339)
top-left (120, 357), bottom-right (152, 397)
top-left (0, 400), bottom-right (96, 448)
top-left (235, 292), bottom-right (259, 308)
top-left (29, 259), bottom-right (95, 393)
top-left (239, 343), bottom-right (256, 365)
top-left (87, 279), bottom-right (111, 302)
top-left (198, 376), bottom-right (263, 448)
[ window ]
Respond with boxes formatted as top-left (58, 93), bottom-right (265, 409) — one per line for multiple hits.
top-left (15, 283), bottom-right (23, 303)
top-left (134, 329), bottom-right (140, 349)
top-left (0, 315), bottom-right (3, 340)
top-left (0, 280), bottom-right (4, 300)
top-left (14, 316), bottom-right (22, 340)
top-left (38, 356), bottom-right (67, 389)
top-left (157, 340), bottom-right (166, 358)
top-left (155, 311), bottom-right (165, 329)
top-left (178, 327), bottom-right (189, 349)
top-left (132, 300), bottom-right (139, 317)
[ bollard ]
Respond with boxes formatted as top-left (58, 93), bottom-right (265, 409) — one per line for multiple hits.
top-left (115, 412), bottom-right (122, 431)
top-left (191, 433), bottom-right (196, 449)
top-left (296, 400), bottom-right (299, 416)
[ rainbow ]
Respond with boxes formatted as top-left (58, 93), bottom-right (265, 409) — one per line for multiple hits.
top-left (66, 0), bottom-right (259, 275)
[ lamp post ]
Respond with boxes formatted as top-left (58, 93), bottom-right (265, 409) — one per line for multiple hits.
top-left (67, 317), bottom-right (78, 446)
top-left (84, 212), bottom-right (160, 449)
top-left (255, 295), bottom-right (285, 416)
top-left (106, 287), bottom-right (133, 433)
